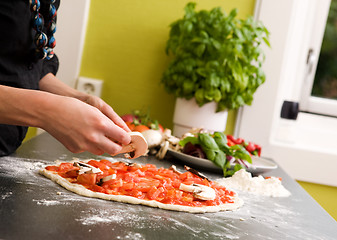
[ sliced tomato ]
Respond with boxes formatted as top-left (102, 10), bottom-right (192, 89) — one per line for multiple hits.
top-left (164, 189), bottom-right (183, 201)
top-left (77, 173), bottom-right (97, 185)
top-left (147, 186), bottom-right (165, 200)
top-left (134, 124), bottom-right (150, 132)
top-left (143, 164), bottom-right (157, 172)
top-left (100, 159), bottom-right (114, 168)
top-left (179, 171), bottom-right (194, 181)
top-left (134, 169), bottom-right (145, 177)
top-left (123, 172), bottom-right (141, 183)
top-left (112, 162), bottom-right (128, 172)
top-left (146, 186), bottom-right (158, 200)
top-left (63, 169), bottom-right (79, 178)
top-left (181, 193), bottom-right (194, 203)
top-left (46, 166), bottom-right (59, 172)
top-left (161, 178), bottom-right (173, 189)
top-left (89, 184), bottom-right (105, 193)
top-left (154, 174), bottom-right (165, 180)
top-left (101, 178), bottom-right (123, 189)
top-left (58, 163), bottom-right (77, 172)
top-left (129, 189), bottom-right (146, 199)
top-left (87, 160), bottom-right (108, 171)
top-left (227, 139), bottom-right (236, 146)
top-left (171, 178), bottom-right (181, 187)
top-left (191, 201), bottom-right (203, 207)
top-left (127, 165), bottom-right (141, 172)
top-left (135, 184), bottom-right (152, 193)
top-left (122, 182), bottom-right (134, 191)
top-left (158, 169), bottom-right (177, 180)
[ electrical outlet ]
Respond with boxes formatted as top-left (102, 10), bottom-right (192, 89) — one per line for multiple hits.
top-left (76, 77), bottom-right (103, 97)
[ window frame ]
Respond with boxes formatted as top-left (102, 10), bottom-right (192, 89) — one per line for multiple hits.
top-left (299, 0), bottom-right (337, 116)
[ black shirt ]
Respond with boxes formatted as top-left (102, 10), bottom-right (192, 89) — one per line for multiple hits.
top-left (0, 0), bottom-right (60, 156)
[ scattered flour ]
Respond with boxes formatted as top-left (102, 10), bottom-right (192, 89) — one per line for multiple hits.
top-left (116, 232), bottom-right (145, 240)
top-left (216, 169), bottom-right (291, 197)
top-left (1, 191), bottom-right (12, 200)
top-left (34, 199), bottom-right (61, 206)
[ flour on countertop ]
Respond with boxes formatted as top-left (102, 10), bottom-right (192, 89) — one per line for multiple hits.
top-left (34, 199), bottom-right (62, 206)
top-left (1, 191), bottom-right (12, 200)
top-left (216, 169), bottom-right (291, 197)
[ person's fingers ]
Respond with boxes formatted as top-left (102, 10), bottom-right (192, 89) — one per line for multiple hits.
top-left (95, 136), bottom-right (124, 156)
top-left (98, 101), bottom-right (131, 133)
top-left (103, 122), bottom-right (131, 146)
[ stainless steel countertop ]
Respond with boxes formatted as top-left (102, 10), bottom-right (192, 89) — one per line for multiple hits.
top-left (0, 132), bottom-right (336, 240)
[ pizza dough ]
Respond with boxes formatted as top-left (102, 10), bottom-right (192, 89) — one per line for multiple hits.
top-left (39, 160), bottom-right (243, 213)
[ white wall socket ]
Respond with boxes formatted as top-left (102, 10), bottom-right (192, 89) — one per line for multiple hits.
top-left (76, 77), bottom-right (103, 97)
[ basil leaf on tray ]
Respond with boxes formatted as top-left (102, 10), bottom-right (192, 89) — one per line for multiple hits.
top-left (178, 132), bottom-right (253, 177)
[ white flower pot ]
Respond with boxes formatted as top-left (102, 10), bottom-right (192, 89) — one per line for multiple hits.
top-left (173, 98), bottom-right (228, 137)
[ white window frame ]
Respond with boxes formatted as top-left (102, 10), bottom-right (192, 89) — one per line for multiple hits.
top-left (236, 0), bottom-right (337, 187)
top-left (299, 0), bottom-right (337, 117)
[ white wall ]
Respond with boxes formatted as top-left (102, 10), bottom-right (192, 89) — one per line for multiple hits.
top-left (53, 0), bottom-right (90, 87)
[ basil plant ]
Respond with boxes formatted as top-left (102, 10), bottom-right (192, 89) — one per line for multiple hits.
top-left (161, 2), bottom-right (270, 112)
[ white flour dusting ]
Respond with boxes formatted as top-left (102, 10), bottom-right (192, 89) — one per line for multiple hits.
top-left (216, 169), bottom-right (291, 197)
top-left (34, 199), bottom-right (61, 206)
top-left (1, 191), bottom-right (12, 200)
top-left (116, 233), bottom-right (145, 240)
top-left (76, 208), bottom-right (154, 228)
top-left (0, 156), bottom-right (46, 184)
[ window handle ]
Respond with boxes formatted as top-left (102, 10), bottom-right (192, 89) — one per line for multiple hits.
top-left (306, 48), bottom-right (316, 74)
top-left (281, 101), bottom-right (299, 120)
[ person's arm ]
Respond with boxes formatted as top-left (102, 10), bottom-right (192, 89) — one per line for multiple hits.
top-left (0, 84), bottom-right (131, 155)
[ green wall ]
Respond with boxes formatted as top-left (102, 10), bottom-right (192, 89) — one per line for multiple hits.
top-left (298, 181), bottom-right (337, 221)
top-left (79, 0), bottom-right (255, 131)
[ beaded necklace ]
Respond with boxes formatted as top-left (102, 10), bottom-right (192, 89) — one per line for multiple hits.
top-left (29, 0), bottom-right (57, 60)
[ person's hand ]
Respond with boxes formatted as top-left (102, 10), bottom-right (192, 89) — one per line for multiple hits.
top-left (40, 95), bottom-right (131, 155)
top-left (81, 94), bottom-right (131, 133)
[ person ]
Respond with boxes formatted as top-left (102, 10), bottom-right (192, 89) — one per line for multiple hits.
top-left (0, 0), bottom-right (131, 157)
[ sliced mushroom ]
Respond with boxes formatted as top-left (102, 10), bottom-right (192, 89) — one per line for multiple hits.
top-left (156, 140), bottom-right (169, 160)
top-left (169, 165), bottom-right (182, 174)
top-left (101, 174), bottom-right (116, 182)
top-left (184, 165), bottom-right (210, 182)
top-left (112, 132), bottom-right (148, 159)
top-left (73, 161), bottom-right (103, 175)
top-left (179, 183), bottom-right (216, 201)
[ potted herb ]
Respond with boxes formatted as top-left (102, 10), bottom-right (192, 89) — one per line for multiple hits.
top-left (161, 2), bottom-right (270, 136)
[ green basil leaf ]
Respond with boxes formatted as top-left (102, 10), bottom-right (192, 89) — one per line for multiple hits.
top-left (214, 150), bottom-right (226, 168)
top-left (179, 136), bottom-right (199, 147)
top-left (198, 133), bottom-right (219, 150)
top-left (213, 132), bottom-right (230, 154)
top-left (203, 148), bottom-right (216, 161)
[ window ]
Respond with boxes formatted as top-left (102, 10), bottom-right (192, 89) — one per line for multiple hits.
top-left (236, 0), bottom-right (337, 187)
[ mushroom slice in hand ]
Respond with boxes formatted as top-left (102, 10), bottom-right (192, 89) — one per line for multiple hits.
top-left (179, 183), bottom-right (216, 201)
top-left (112, 132), bottom-right (148, 159)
